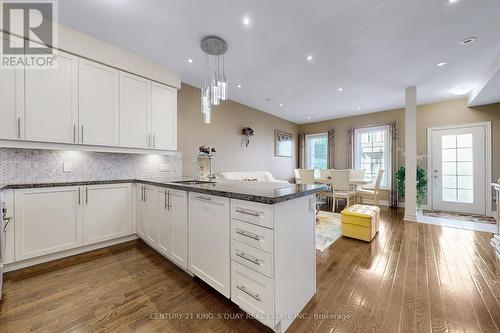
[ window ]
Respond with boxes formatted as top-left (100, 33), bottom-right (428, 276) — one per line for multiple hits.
top-left (305, 133), bottom-right (328, 176)
top-left (441, 134), bottom-right (473, 203)
top-left (354, 125), bottom-right (391, 188)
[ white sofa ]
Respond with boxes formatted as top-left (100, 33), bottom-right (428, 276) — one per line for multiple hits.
top-left (218, 171), bottom-right (289, 183)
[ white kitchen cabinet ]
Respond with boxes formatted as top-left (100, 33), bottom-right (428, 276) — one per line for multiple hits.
top-left (144, 186), bottom-right (159, 246)
top-left (83, 184), bottom-right (133, 245)
top-left (14, 187), bottom-right (83, 261)
top-left (136, 185), bottom-right (146, 238)
top-left (25, 50), bottom-right (79, 144)
top-left (189, 193), bottom-right (231, 297)
top-left (119, 72), bottom-right (151, 149)
top-left (0, 33), bottom-right (24, 140)
top-left (151, 83), bottom-right (177, 150)
top-left (78, 59), bottom-right (120, 146)
top-left (157, 189), bottom-right (188, 269)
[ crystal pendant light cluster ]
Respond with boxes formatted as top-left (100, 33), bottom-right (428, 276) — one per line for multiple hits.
top-left (201, 36), bottom-right (228, 124)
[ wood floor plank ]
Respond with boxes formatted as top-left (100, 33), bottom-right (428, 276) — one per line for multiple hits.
top-left (1, 208), bottom-right (499, 333)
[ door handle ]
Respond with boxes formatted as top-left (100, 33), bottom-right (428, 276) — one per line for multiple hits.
top-left (17, 117), bottom-right (21, 139)
top-left (235, 250), bottom-right (261, 266)
top-left (86, 187), bottom-right (88, 204)
top-left (235, 228), bottom-right (261, 241)
top-left (81, 125), bottom-right (84, 143)
top-left (73, 124), bottom-right (76, 143)
top-left (235, 208), bottom-right (261, 217)
top-left (236, 285), bottom-right (261, 302)
top-left (78, 187), bottom-right (81, 205)
top-left (196, 195), bottom-right (212, 201)
top-left (153, 134), bottom-right (156, 148)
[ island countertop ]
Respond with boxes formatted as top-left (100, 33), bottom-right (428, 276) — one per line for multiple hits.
top-left (0, 178), bottom-right (326, 205)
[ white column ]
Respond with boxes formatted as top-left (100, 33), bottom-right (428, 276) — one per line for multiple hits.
top-left (404, 87), bottom-right (418, 222)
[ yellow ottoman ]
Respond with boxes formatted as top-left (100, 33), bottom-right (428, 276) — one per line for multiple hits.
top-left (341, 205), bottom-right (380, 242)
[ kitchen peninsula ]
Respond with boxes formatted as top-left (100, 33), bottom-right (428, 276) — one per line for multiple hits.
top-left (0, 179), bottom-right (325, 332)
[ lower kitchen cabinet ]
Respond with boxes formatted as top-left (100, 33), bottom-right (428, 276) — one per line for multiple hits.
top-left (188, 192), bottom-right (231, 298)
top-left (14, 187), bottom-right (84, 261)
top-left (83, 183), bottom-right (133, 245)
top-left (136, 185), bottom-right (188, 270)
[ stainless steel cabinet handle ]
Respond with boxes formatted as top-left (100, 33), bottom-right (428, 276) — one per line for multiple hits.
top-left (73, 124), bottom-right (76, 143)
top-left (196, 195), bottom-right (212, 201)
top-left (236, 285), bottom-right (261, 302)
top-left (86, 187), bottom-right (88, 204)
top-left (144, 187), bottom-right (147, 201)
top-left (236, 250), bottom-right (261, 265)
top-left (153, 134), bottom-right (156, 148)
top-left (167, 191), bottom-right (171, 210)
top-left (81, 125), bottom-right (84, 143)
top-left (235, 228), bottom-right (261, 241)
top-left (3, 216), bottom-right (13, 232)
top-left (164, 191), bottom-right (168, 210)
top-left (78, 187), bottom-right (81, 205)
top-left (17, 117), bottom-right (21, 139)
top-left (235, 208), bottom-right (261, 217)
top-left (148, 134), bottom-right (151, 148)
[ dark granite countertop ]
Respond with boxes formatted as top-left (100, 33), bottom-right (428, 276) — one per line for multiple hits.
top-left (0, 178), bottom-right (326, 204)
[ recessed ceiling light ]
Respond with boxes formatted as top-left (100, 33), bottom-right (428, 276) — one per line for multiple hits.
top-left (451, 86), bottom-right (471, 95)
top-left (279, 103), bottom-right (284, 107)
top-left (357, 107), bottom-right (361, 110)
top-left (242, 16), bottom-right (251, 26)
top-left (187, 58), bottom-right (193, 63)
top-left (437, 62), bottom-right (448, 67)
top-left (307, 116), bottom-right (311, 120)
top-left (266, 98), bottom-right (271, 102)
top-left (237, 84), bottom-right (242, 88)
top-left (460, 37), bottom-right (476, 45)
top-left (448, 0), bottom-right (459, 3)
top-left (337, 88), bottom-right (343, 92)
top-left (306, 55), bottom-right (313, 61)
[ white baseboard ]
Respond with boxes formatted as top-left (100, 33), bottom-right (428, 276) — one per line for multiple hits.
top-left (4, 234), bottom-right (138, 272)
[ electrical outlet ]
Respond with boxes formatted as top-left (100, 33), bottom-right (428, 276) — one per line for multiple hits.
top-left (63, 162), bottom-right (72, 173)
top-left (159, 164), bottom-right (169, 172)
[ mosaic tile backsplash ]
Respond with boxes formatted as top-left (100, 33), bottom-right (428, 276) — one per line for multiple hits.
top-left (0, 148), bottom-right (182, 184)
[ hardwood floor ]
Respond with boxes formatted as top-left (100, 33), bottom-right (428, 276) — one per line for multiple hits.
top-left (1, 208), bottom-right (499, 332)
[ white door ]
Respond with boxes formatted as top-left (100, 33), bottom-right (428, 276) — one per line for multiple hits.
top-left (431, 125), bottom-right (487, 214)
top-left (119, 72), bottom-right (151, 148)
top-left (78, 59), bottom-right (120, 146)
top-left (83, 184), bottom-right (133, 245)
top-left (188, 193), bottom-right (231, 298)
top-left (0, 33), bottom-right (24, 140)
top-left (151, 83), bottom-right (177, 150)
top-left (25, 51), bottom-right (79, 143)
top-left (157, 189), bottom-right (187, 269)
top-left (144, 186), bottom-right (159, 246)
top-left (14, 187), bottom-right (83, 261)
top-left (136, 185), bottom-right (146, 238)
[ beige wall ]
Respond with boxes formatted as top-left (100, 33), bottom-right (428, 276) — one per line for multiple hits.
top-left (178, 84), bottom-right (299, 180)
top-left (298, 98), bottom-right (500, 204)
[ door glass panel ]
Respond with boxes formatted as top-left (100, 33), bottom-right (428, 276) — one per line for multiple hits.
top-left (441, 134), bottom-right (474, 204)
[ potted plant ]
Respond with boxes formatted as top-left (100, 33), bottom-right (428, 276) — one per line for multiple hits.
top-left (395, 166), bottom-right (428, 209)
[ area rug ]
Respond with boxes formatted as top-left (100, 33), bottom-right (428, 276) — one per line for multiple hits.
top-left (316, 211), bottom-right (342, 252)
top-left (423, 210), bottom-right (496, 224)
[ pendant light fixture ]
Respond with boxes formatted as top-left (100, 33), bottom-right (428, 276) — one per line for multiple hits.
top-left (200, 36), bottom-right (228, 124)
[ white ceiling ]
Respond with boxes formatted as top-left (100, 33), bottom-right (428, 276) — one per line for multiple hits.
top-left (58, 0), bottom-right (500, 124)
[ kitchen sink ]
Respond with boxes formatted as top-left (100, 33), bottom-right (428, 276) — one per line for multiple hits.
top-left (171, 180), bottom-right (216, 185)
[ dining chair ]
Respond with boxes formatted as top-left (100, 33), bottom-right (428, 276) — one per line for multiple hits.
top-left (350, 169), bottom-right (365, 182)
top-left (330, 169), bottom-right (357, 211)
top-left (319, 169), bottom-right (330, 179)
top-left (294, 169), bottom-right (301, 184)
top-left (357, 170), bottom-right (385, 206)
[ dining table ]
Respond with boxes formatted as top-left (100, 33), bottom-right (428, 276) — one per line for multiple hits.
top-left (314, 178), bottom-right (373, 186)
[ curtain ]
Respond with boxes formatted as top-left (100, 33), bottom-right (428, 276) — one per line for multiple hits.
top-left (347, 128), bottom-right (354, 169)
top-left (389, 121), bottom-right (399, 207)
top-left (327, 129), bottom-right (334, 169)
top-left (298, 133), bottom-right (306, 168)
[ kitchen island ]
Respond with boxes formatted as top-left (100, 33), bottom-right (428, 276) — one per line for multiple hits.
top-left (1, 179), bottom-right (325, 332)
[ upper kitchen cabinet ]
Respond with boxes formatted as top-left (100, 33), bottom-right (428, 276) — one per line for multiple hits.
top-left (78, 59), bottom-right (120, 146)
top-left (151, 83), bottom-right (177, 150)
top-left (24, 50), bottom-right (79, 144)
top-left (0, 33), bottom-right (24, 140)
top-left (119, 72), bottom-right (151, 149)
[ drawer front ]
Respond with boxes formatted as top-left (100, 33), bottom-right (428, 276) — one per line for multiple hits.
top-left (231, 199), bottom-right (274, 229)
top-left (231, 239), bottom-right (274, 278)
top-left (231, 261), bottom-right (275, 329)
top-left (231, 219), bottom-right (274, 254)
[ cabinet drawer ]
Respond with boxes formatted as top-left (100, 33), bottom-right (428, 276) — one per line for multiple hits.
top-left (231, 199), bottom-right (273, 229)
top-left (231, 239), bottom-right (274, 278)
top-left (231, 261), bottom-right (275, 329)
top-left (231, 219), bottom-right (273, 254)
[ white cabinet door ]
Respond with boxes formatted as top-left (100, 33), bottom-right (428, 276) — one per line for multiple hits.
top-left (25, 51), bottom-right (78, 143)
top-left (157, 189), bottom-right (187, 269)
top-left (144, 186), bottom-right (159, 246)
top-left (14, 187), bottom-right (83, 261)
top-left (0, 33), bottom-right (24, 140)
top-left (151, 83), bottom-right (177, 150)
top-left (119, 72), bottom-right (151, 148)
top-left (136, 185), bottom-right (146, 239)
top-left (189, 193), bottom-right (231, 297)
top-left (78, 59), bottom-right (120, 146)
top-left (83, 184), bottom-right (133, 245)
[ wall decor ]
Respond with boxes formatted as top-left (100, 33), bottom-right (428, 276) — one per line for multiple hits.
top-left (275, 130), bottom-right (293, 157)
top-left (241, 127), bottom-right (254, 147)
